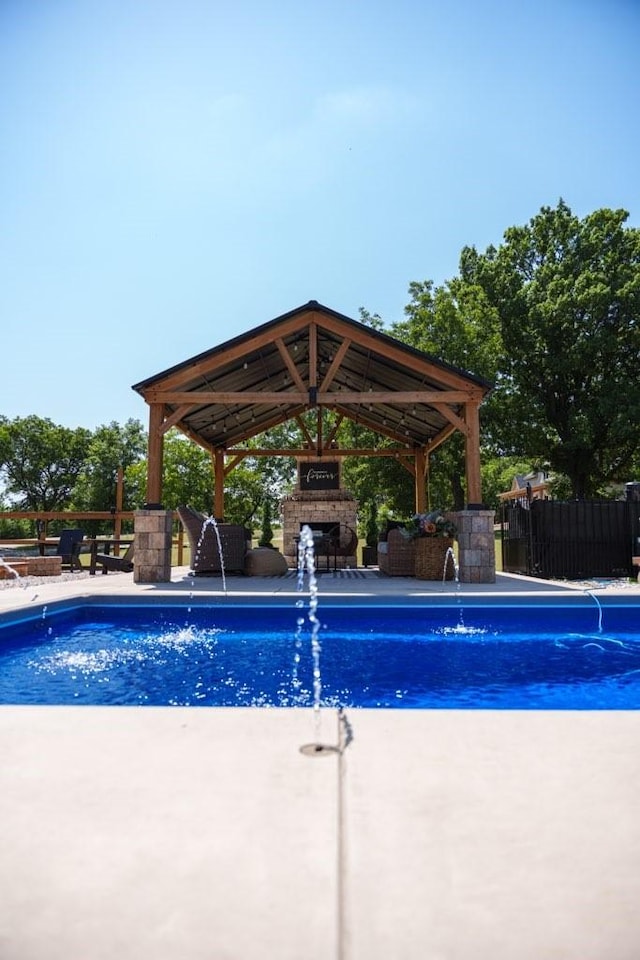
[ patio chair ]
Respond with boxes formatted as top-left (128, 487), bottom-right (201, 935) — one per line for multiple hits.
top-left (313, 523), bottom-right (358, 571)
top-left (56, 529), bottom-right (84, 572)
top-left (332, 524), bottom-right (358, 569)
top-left (378, 528), bottom-right (416, 577)
top-left (177, 505), bottom-right (251, 575)
top-left (93, 541), bottom-right (135, 575)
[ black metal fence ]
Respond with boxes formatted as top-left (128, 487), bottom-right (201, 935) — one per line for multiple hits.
top-left (501, 497), bottom-right (640, 579)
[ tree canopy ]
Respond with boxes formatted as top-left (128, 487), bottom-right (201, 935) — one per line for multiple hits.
top-left (72, 420), bottom-right (147, 512)
top-left (0, 415), bottom-right (92, 511)
top-left (383, 200), bottom-right (640, 503)
top-left (461, 201), bottom-right (640, 497)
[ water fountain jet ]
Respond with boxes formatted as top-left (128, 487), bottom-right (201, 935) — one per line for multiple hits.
top-left (297, 523), bottom-right (341, 755)
top-left (0, 558), bottom-right (21, 581)
top-left (443, 546), bottom-right (459, 585)
top-left (193, 516), bottom-right (227, 595)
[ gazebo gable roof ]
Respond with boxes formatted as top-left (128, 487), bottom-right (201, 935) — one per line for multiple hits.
top-left (132, 300), bottom-right (491, 452)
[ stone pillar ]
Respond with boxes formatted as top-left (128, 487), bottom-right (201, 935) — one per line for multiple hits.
top-left (134, 509), bottom-right (173, 583)
top-left (455, 509), bottom-right (496, 583)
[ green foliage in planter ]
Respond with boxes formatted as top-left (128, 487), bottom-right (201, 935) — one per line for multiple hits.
top-left (258, 499), bottom-right (274, 548)
top-left (363, 498), bottom-right (379, 547)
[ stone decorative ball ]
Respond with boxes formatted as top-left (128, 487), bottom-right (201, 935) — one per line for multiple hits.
top-left (245, 547), bottom-right (289, 577)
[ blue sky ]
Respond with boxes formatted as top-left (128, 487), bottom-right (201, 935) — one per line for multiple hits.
top-left (1, 0), bottom-right (639, 430)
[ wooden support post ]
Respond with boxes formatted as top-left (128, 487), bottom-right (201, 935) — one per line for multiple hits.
top-left (464, 401), bottom-right (483, 505)
top-left (146, 403), bottom-right (165, 506)
top-left (214, 448), bottom-right (225, 520)
top-left (414, 447), bottom-right (427, 514)
top-left (114, 465), bottom-right (124, 549)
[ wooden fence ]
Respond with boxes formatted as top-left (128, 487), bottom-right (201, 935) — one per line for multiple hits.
top-left (0, 511), bottom-right (188, 567)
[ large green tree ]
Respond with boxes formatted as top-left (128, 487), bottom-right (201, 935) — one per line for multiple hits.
top-left (0, 415), bottom-right (92, 511)
top-left (72, 419), bottom-right (147, 513)
top-left (464, 201), bottom-right (640, 498)
top-left (126, 431), bottom-right (214, 514)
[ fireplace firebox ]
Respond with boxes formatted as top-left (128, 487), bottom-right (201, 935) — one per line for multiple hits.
top-left (281, 484), bottom-right (358, 569)
top-left (300, 521), bottom-right (339, 539)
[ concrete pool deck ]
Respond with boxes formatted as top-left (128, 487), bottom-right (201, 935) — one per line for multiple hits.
top-left (1, 568), bottom-right (640, 959)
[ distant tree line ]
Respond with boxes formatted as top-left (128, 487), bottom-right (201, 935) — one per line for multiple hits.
top-left (1, 201), bottom-right (638, 540)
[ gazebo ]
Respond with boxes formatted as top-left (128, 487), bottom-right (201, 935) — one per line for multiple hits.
top-left (132, 300), bottom-right (491, 511)
top-left (131, 300), bottom-right (495, 581)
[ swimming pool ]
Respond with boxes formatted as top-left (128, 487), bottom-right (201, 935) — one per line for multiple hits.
top-left (1, 597), bottom-right (639, 709)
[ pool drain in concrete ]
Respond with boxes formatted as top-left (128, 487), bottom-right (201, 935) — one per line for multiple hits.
top-left (299, 742), bottom-right (340, 757)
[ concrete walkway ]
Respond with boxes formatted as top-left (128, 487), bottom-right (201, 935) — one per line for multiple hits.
top-left (1, 569), bottom-right (640, 959)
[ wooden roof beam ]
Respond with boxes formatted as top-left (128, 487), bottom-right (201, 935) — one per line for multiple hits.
top-left (223, 455), bottom-right (245, 476)
top-left (319, 338), bottom-right (352, 392)
top-left (395, 455), bottom-right (416, 477)
top-left (425, 422), bottom-right (457, 453)
top-left (329, 389), bottom-right (481, 404)
top-left (430, 402), bottom-right (468, 435)
top-left (294, 415), bottom-right (315, 447)
top-left (146, 388), bottom-right (481, 406)
top-left (225, 447), bottom-right (416, 458)
top-left (159, 403), bottom-right (199, 435)
top-left (147, 390), bottom-right (308, 405)
top-left (331, 402), bottom-right (414, 446)
top-left (235, 405), bottom-right (307, 440)
top-left (176, 425), bottom-right (218, 456)
top-left (276, 337), bottom-right (307, 393)
top-left (324, 413), bottom-right (344, 448)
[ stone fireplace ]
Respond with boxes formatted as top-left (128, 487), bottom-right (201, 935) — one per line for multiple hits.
top-left (281, 460), bottom-right (358, 568)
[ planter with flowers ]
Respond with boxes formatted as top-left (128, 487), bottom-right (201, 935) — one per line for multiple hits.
top-left (401, 510), bottom-right (457, 580)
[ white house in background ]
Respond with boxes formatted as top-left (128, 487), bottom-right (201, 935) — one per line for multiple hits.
top-left (499, 470), bottom-right (551, 503)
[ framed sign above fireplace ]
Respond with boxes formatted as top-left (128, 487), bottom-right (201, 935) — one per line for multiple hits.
top-left (299, 461), bottom-right (340, 491)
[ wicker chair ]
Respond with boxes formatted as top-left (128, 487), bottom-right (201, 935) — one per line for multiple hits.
top-left (378, 528), bottom-right (416, 577)
top-left (177, 506), bottom-right (251, 575)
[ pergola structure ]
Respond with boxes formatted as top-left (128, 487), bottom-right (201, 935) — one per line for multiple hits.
top-left (132, 301), bottom-right (492, 517)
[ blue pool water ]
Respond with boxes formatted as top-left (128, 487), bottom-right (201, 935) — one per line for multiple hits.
top-left (0, 600), bottom-right (639, 709)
